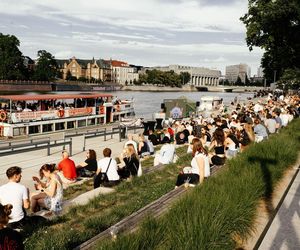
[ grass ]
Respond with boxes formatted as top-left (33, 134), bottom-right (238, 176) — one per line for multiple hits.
top-left (96, 118), bottom-right (300, 250)
top-left (63, 144), bottom-right (166, 201)
top-left (24, 145), bottom-right (190, 249)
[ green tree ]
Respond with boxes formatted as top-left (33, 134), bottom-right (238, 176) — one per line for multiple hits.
top-left (0, 33), bottom-right (26, 80)
top-left (277, 68), bottom-right (300, 90)
top-left (66, 70), bottom-right (73, 81)
top-left (235, 76), bottom-right (242, 86)
top-left (33, 50), bottom-right (58, 81)
top-left (179, 72), bottom-right (191, 85)
top-left (241, 0), bottom-right (300, 84)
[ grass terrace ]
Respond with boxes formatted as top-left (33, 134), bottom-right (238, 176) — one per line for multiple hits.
top-left (95, 118), bottom-right (300, 249)
top-left (24, 146), bottom-right (190, 249)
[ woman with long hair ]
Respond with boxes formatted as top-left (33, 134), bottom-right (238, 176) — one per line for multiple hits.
top-left (209, 128), bottom-right (226, 166)
top-left (0, 203), bottom-right (24, 249)
top-left (175, 140), bottom-right (209, 187)
top-left (31, 164), bottom-right (63, 214)
top-left (76, 149), bottom-right (98, 177)
top-left (239, 123), bottom-right (255, 152)
top-left (118, 144), bottom-right (140, 179)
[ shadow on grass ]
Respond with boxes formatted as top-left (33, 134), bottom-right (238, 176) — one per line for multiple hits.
top-left (248, 156), bottom-right (277, 219)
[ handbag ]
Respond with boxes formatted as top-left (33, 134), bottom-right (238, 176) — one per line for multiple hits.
top-left (100, 158), bottom-right (112, 182)
top-left (133, 160), bottom-right (142, 177)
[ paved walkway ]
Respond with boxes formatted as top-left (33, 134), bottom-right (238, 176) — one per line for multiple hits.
top-left (258, 167), bottom-right (300, 250)
top-left (0, 128), bottom-right (143, 193)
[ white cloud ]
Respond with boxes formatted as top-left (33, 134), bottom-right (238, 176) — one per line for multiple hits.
top-left (0, 0), bottom-right (263, 75)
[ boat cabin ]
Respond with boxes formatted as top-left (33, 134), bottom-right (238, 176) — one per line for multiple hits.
top-left (0, 93), bottom-right (134, 137)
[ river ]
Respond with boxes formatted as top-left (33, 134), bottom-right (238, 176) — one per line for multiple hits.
top-left (0, 91), bottom-right (254, 119)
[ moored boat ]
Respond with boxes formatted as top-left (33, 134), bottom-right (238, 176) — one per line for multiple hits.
top-left (0, 93), bottom-right (134, 137)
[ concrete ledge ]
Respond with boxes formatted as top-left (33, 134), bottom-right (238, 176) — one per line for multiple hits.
top-left (67, 187), bottom-right (115, 207)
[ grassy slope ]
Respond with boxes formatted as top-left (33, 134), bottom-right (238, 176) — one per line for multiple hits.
top-left (24, 146), bottom-right (190, 249)
top-left (98, 118), bottom-right (300, 250)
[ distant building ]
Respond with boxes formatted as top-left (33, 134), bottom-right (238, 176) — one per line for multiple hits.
top-left (109, 60), bottom-right (139, 85)
top-left (143, 64), bottom-right (221, 86)
top-left (56, 57), bottom-right (113, 82)
top-left (257, 66), bottom-right (264, 78)
top-left (225, 63), bottom-right (251, 84)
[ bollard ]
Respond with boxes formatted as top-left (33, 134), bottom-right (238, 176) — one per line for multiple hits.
top-left (83, 136), bottom-right (86, 152)
top-left (47, 141), bottom-right (50, 156)
top-left (69, 138), bottom-right (73, 156)
top-left (104, 128), bottom-right (107, 141)
top-left (111, 127), bottom-right (113, 140)
top-left (119, 126), bottom-right (122, 142)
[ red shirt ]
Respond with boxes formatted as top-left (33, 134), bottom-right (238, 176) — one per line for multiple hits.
top-left (58, 158), bottom-right (77, 179)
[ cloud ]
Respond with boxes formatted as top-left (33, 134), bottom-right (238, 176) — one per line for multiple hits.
top-left (0, 0), bottom-right (262, 75)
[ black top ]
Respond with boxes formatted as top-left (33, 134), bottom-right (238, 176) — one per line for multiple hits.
top-left (123, 156), bottom-right (140, 176)
top-left (138, 141), bottom-right (149, 155)
top-left (148, 134), bottom-right (159, 145)
top-left (85, 158), bottom-right (98, 172)
top-left (0, 227), bottom-right (24, 250)
top-left (214, 145), bottom-right (225, 154)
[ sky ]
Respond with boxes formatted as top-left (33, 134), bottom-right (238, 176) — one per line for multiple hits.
top-left (0, 0), bottom-right (263, 76)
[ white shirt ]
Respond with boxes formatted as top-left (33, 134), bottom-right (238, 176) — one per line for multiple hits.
top-left (0, 182), bottom-right (28, 223)
top-left (98, 157), bottom-right (120, 181)
top-left (190, 152), bottom-right (210, 177)
top-left (158, 144), bottom-right (175, 164)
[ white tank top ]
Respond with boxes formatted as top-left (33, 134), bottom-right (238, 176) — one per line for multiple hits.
top-left (190, 152), bottom-right (210, 177)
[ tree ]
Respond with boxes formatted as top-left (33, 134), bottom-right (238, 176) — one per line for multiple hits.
top-left (235, 76), bottom-right (242, 86)
top-left (0, 33), bottom-right (26, 80)
top-left (277, 68), bottom-right (300, 90)
top-left (241, 0), bottom-right (300, 84)
top-left (179, 72), bottom-right (191, 85)
top-left (33, 50), bottom-right (58, 81)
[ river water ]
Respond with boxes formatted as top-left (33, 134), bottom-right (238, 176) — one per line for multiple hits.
top-left (113, 91), bottom-right (253, 119)
top-left (0, 91), bottom-right (254, 119)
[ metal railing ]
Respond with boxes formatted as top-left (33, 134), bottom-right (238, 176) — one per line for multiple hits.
top-left (0, 138), bottom-right (73, 157)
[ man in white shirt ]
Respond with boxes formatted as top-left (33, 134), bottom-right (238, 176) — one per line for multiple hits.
top-left (0, 166), bottom-right (30, 229)
top-left (94, 148), bottom-right (120, 188)
top-left (154, 137), bottom-right (175, 166)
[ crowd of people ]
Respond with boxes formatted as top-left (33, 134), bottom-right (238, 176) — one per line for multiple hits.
top-left (0, 91), bottom-right (299, 247)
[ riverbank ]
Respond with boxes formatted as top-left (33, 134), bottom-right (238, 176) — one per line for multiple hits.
top-left (120, 84), bottom-right (264, 93)
top-left (0, 81), bottom-right (264, 93)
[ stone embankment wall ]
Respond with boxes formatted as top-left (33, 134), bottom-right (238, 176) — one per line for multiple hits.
top-left (0, 83), bottom-right (52, 92)
top-left (122, 85), bottom-right (196, 92)
top-left (122, 84), bottom-right (264, 92)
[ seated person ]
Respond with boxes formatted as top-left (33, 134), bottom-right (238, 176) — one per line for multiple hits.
top-left (118, 144), bottom-right (140, 179)
top-left (137, 134), bottom-right (150, 157)
top-left (154, 137), bottom-right (175, 166)
top-left (94, 148), bottom-right (120, 188)
top-left (0, 203), bottom-right (24, 250)
top-left (76, 149), bottom-right (98, 177)
top-left (0, 166), bottom-right (30, 230)
top-left (148, 129), bottom-right (159, 146)
top-left (175, 140), bottom-right (209, 187)
top-left (124, 134), bottom-right (138, 153)
top-left (31, 164), bottom-right (63, 215)
top-left (175, 132), bottom-right (187, 145)
top-left (57, 151), bottom-right (77, 184)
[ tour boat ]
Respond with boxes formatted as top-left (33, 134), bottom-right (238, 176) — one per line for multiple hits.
top-left (0, 93), bottom-right (135, 137)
